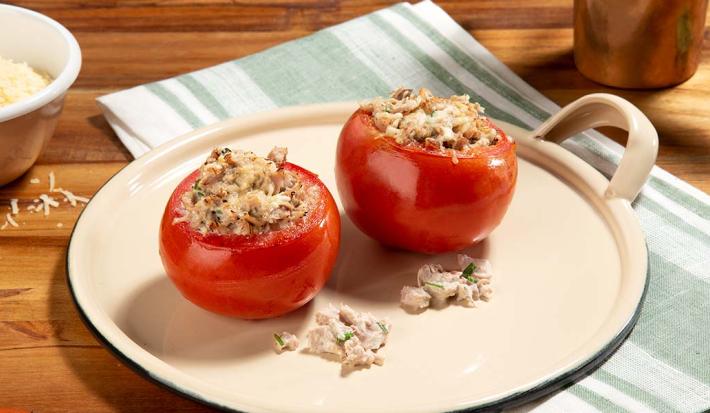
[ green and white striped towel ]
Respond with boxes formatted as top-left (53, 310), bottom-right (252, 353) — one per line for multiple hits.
top-left (97, 1), bottom-right (710, 411)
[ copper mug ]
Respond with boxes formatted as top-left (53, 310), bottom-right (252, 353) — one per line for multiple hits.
top-left (574, 0), bottom-right (708, 89)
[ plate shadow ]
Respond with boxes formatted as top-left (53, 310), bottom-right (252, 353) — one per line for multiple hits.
top-left (326, 213), bottom-right (490, 304)
top-left (114, 276), bottom-right (313, 363)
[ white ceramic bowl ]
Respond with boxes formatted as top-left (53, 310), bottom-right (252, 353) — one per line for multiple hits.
top-left (0, 4), bottom-right (81, 186)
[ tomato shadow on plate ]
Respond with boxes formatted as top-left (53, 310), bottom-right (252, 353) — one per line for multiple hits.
top-left (113, 275), bottom-right (313, 362)
top-left (326, 212), bottom-right (490, 304)
top-left (51, 261), bottom-right (211, 412)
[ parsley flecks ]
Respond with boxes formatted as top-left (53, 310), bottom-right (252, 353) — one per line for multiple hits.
top-left (461, 263), bottom-right (479, 283)
top-left (425, 282), bottom-right (444, 289)
top-left (273, 333), bottom-right (284, 347)
top-left (377, 321), bottom-right (389, 334)
top-left (337, 331), bottom-right (354, 343)
top-left (463, 275), bottom-right (478, 283)
top-left (462, 262), bottom-right (476, 276)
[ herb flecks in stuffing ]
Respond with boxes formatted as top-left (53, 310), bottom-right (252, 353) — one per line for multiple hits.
top-left (359, 87), bottom-right (500, 157)
top-left (175, 146), bottom-right (318, 235)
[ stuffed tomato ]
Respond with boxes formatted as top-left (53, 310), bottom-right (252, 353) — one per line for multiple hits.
top-left (336, 88), bottom-right (517, 254)
top-left (160, 147), bottom-right (340, 319)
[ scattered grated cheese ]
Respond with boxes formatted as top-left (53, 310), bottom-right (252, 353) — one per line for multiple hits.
top-left (44, 195), bottom-right (59, 207)
top-left (5, 213), bottom-right (18, 228)
top-left (4, 172), bottom-right (91, 227)
top-left (56, 188), bottom-right (84, 207)
top-left (39, 194), bottom-right (59, 216)
top-left (56, 189), bottom-right (76, 206)
top-left (49, 171), bottom-right (56, 192)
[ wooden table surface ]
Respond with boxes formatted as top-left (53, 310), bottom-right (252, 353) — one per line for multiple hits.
top-left (0, 1), bottom-right (708, 412)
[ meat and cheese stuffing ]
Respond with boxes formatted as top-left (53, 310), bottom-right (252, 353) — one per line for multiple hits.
top-left (175, 147), bottom-right (317, 235)
top-left (400, 255), bottom-right (494, 311)
top-left (306, 303), bottom-right (391, 368)
top-left (359, 87), bottom-right (500, 156)
top-left (273, 331), bottom-right (299, 353)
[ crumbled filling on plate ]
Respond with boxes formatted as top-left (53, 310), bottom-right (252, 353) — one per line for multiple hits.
top-left (400, 255), bottom-right (493, 311)
top-left (306, 303), bottom-right (391, 367)
top-left (175, 147), bottom-right (318, 235)
top-left (273, 331), bottom-right (299, 353)
top-left (359, 87), bottom-right (500, 158)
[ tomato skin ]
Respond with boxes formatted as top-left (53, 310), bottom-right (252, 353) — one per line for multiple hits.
top-left (335, 110), bottom-right (517, 254)
top-left (159, 163), bottom-right (340, 319)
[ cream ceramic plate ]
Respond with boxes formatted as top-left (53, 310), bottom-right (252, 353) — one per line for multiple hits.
top-left (68, 94), bottom-right (657, 412)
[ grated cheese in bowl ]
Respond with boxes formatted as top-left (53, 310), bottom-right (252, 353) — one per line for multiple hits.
top-left (0, 56), bottom-right (52, 108)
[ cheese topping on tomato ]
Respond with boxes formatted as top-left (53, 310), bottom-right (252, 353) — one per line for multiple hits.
top-left (360, 88), bottom-right (499, 155)
top-left (175, 147), bottom-right (317, 235)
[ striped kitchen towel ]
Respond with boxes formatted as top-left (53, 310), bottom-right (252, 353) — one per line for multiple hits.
top-left (97, 1), bottom-right (710, 412)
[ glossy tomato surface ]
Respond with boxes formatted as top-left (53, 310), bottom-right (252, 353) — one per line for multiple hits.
top-left (336, 110), bottom-right (517, 253)
top-left (159, 163), bottom-right (340, 319)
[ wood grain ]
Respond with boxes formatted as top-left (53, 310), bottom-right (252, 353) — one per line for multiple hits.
top-left (0, 1), bottom-right (708, 412)
top-left (12, 1), bottom-right (574, 32)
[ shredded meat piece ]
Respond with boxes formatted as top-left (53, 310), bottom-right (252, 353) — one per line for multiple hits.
top-left (306, 326), bottom-right (343, 356)
top-left (306, 304), bottom-right (390, 368)
top-left (457, 255), bottom-right (493, 279)
top-left (400, 255), bottom-right (494, 311)
top-left (360, 88), bottom-right (500, 156)
top-left (400, 286), bottom-right (431, 310)
top-left (267, 146), bottom-right (288, 165)
top-left (176, 146), bottom-right (318, 235)
top-left (417, 264), bottom-right (460, 304)
top-left (343, 336), bottom-right (384, 367)
top-left (273, 331), bottom-right (299, 353)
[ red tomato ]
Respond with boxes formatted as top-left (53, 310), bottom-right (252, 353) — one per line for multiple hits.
top-left (335, 110), bottom-right (517, 254)
top-left (159, 163), bottom-right (340, 319)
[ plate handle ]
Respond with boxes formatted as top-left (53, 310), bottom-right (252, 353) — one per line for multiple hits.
top-left (532, 93), bottom-right (658, 202)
